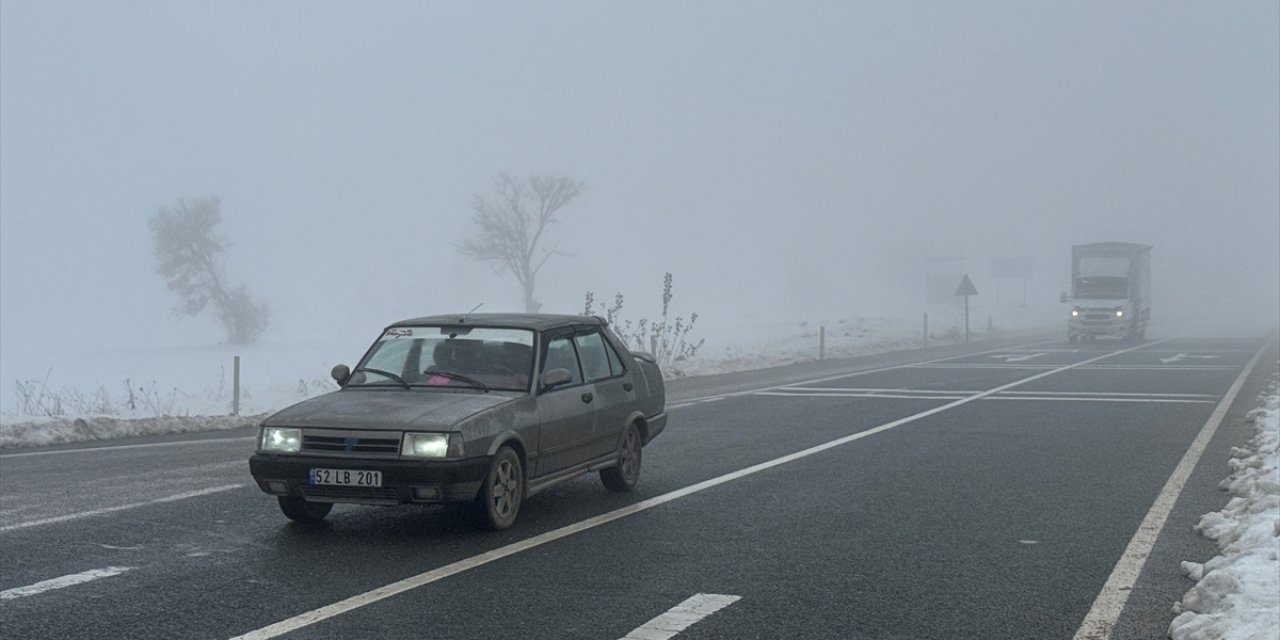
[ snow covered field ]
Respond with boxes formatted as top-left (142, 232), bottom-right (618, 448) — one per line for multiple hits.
top-left (1170, 379), bottom-right (1280, 640)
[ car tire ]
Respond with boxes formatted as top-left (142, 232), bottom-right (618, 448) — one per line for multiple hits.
top-left (476, 446), bottom-right (523, 531)
top-left (278, 496), bottom-right (333, 523)
top-left (600, 422), bottom-right (642, 493)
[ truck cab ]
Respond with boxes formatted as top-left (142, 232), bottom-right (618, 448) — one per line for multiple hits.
top-left (1063, 242), bottom-right (1151, 343)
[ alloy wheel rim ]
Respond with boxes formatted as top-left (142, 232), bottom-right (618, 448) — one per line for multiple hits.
top-left (621, 430), bottom-right (639, 479)
top-left (493, 459), bottom-right (518, 516)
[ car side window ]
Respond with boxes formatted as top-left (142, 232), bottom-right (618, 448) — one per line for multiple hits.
top-left (603, 336), bottom-right (626, 377)
top-left (542, 335), bottom-right (583, 387)
top-left (574, 331), bottom-right (614, 382)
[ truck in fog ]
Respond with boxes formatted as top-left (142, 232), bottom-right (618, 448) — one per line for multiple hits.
top-left (1063, 242), bottom-right (1152, 342)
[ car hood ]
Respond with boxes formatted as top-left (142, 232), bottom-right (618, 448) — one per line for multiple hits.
top-left (263, 389), bottom-right (516, 431)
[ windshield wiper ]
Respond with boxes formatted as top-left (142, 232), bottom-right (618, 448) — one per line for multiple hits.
top-left (423, 369), bottom-right (489, 391)
top-left (352, 367), bottom-right (410, 389)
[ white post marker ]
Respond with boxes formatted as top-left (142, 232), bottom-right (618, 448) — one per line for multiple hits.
top-left (0, 567), bottom-right (133, 600)
top-left (620, 593), bottom-right (741, 640)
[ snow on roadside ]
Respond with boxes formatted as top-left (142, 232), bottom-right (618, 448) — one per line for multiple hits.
top-left (1170, 376), bottom-right (1280, 640)
top-left (0, 414), bottom-right (267, 449)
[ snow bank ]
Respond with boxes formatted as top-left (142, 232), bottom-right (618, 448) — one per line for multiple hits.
top-left (0, 414), bottom-right (267, 449)
top-left (1170, 378), bottom-right (1280, 640)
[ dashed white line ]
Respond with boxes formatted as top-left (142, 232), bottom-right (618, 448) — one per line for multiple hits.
top-left (0, 484), bottom-right (246, 533)
top-left (619, 593), bottom-right (741, 640)
top-left (0, 566), bottom-right (133, 600)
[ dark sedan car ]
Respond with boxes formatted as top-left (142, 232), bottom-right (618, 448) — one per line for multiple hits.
top-left (248, 313), bottom-right (666, 530)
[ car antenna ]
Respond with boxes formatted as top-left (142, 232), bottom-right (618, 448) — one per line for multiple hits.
top-left (460, 302), bottom-right (483, 323)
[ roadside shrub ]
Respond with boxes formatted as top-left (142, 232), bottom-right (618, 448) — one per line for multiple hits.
top-left (584, 272), bottom-right (704, 371)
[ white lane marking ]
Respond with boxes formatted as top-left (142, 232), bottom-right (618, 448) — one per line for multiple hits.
top-left (781, 387), bottom-right (1217, 399)
top-left (0, 566), bottom-right (133, 600)
top-left (668, 397), bottom-right (726, 410)
top-left (227, 339), bottom-right (1162, 640)
top-left (662, 337), bottom-right (1064, 408)
top-left (990, 352), bottom-right (1047, 362)
top-left (619, 593), bottom-right (741, 640)
top-left (1072, 338), bottom-right (1274, 640)
top-left (0, 436), bottom-right (255, 459)
top-left (755, 391), bottom-right (1216, 404)
top-left (910, 364), bottom-right (1235, 371)
top-left (0, 484), bottom-right (246, 533)
top-left (1159, 353), bottom-right (1221, 364)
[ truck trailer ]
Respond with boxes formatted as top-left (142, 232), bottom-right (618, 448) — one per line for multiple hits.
top-left (1063, 242), bottom-right (1152, 342)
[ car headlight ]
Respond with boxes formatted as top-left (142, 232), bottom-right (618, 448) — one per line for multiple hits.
top-left (1115, 309), bottom-right (1124, 318)
top-left (1071, 309), bottom-right (1080, 317)
top-left (261, 427), bottom-right (301, 453)
top-left (401, 432), bottom-right (462, 459)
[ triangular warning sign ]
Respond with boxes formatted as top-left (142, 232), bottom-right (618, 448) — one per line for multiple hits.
top-left (955, 274), bottom-right (978, 296)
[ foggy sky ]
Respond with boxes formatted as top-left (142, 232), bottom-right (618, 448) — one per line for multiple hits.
top-left (2, 1), bottom-right (1277, 358)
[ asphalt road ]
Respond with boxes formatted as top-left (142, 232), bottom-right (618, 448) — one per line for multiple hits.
top-left (1, 334), bottom-right (1275, 640)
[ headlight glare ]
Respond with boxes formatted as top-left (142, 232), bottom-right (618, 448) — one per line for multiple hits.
top-left (261, 427), bottom-right (301, 453)
top-left (1115, 309), bottom-right (1124, 318)
top-left (1071, 309), bottom-right (1080, 317)
top-left (402, 432), bottom-right (451, 458)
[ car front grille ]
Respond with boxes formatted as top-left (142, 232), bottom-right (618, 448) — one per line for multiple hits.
top-left (300, 485), bottom-right (403, 504)
top-left (300, 430), bottom-right (401, 457)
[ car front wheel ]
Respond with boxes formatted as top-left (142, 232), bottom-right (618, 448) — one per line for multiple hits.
top-left (278, 496), bottom-right (333, 523)
top-left (600, 422), bottom-right (642, 492)
top-left (476, 446), bottom-right (523, 530)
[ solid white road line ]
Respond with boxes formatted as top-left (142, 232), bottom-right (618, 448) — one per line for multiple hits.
top-left (0, 484), bottom-right (246, 533)
top-left (0, 566), bottom-right (133, 600)
top-left (782, 387), bottom-right (1216, 398)
top-left (1071, 338), bottom-right (1274, 640)
top-left (619, 593), bottom-right (741, 640)
top-left (661, 338), bottom-right (1063, 409)
top-left (756, 391), bottom-right (1216, 404)
top-left (227, 339), bottom-right (1161, 640)
top-left (0, 435), bottom-right (255, 459)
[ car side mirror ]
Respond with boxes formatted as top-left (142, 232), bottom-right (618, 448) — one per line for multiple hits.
top-left (1059, 292), bottom-right (1069, 303)
top-left (331, 364), bottom-right (351, 386)
top-left (541, 368), bottom-right (573, 390)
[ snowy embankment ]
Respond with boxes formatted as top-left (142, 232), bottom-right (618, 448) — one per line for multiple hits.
top-left (0, 313), bottom-right (1050, 449)
top-left (1170, 378), bottom-right (1280, 640)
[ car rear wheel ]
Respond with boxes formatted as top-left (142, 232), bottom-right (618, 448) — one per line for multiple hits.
top-left (476, 446), bottom-right (523, 530)
top-left (278, 496), bottom-right (333, 523)
top-left (600, 422), bottom-right (642, 492)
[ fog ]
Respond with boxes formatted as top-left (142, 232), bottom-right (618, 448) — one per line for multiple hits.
top-left (2, 2), bottom-right (1277, 368)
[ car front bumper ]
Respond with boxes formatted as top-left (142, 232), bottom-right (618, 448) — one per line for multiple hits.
top-left (249, 454), bottom-right (489, 505)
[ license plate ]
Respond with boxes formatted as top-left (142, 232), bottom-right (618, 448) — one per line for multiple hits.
top-left (309, 468), bottom-right (382, 487)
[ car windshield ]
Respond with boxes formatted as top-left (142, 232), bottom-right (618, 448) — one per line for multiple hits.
top-left (349, 325), bottom-right (535, 392)
top-left (1074, 276), bottom-right (1129, 299)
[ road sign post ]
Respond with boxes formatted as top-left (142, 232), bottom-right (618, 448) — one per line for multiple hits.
top-left (955, 275), bottom-right (978, 343)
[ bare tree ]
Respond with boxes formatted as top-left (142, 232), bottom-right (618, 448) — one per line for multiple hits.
top-left (456, 173), bottom-right (585, 312)
top-left (149, 196), bottom-right (270, 344)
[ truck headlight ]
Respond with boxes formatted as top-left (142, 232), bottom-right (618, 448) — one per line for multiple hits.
top-left (1071, 309), bottom-right (1080, 317)
top-left (261, 427), bottom-right (301, 453)
top-left (402, 432), bottom-right (461, 459)
top-left (1115, 309), bottom-right (1124, 318)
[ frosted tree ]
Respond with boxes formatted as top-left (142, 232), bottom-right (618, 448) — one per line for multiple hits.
top-left (456, 173), bottom-right (585, 313)
top-left (149, 196), bottom-right (270, 344)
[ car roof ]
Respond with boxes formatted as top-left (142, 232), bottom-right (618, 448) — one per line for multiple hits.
top-left (386, 313), bottom-right (603, 332)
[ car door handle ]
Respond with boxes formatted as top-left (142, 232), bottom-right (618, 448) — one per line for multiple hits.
top-left (581, 392), bottom-right (594, 404)
top-left (623, 382), bottom-right (633, 392)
